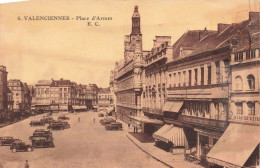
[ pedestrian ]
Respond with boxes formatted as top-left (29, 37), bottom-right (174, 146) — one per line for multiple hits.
top-left (78, 117), bottom-right (80, 122)
top-left (24, 160), bottom-right (29, 168)
top-left (93, 118), bottom-right (95, 123)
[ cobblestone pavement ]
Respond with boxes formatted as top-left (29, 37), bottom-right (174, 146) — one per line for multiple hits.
top-left (0, 111), bottom-right (167, 168)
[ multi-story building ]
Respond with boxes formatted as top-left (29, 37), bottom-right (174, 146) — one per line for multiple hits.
top-left (0, 66), bottom-right (13, 122)
top-left (115, 6), bottom-right (147, 127)
top-left (33, 80), bottom-right (52, 111)
top-left (155, 12), bottom-right (260, 168)
top-left (8, 79), bottom-right (26, 112)
top-left (86, 83), bottom-right (99, 110)
top-left (142, 36), bottom-right (173, 134)
top-left (50, 78), bottom-right (75, 111)
top-left (98, 87), bottom-right (112, 111)
top-left (206, 12), bottom-right (260, 168)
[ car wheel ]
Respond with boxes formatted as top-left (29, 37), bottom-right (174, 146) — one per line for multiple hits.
top-left (27, 147), bottom-right (32, 152)
top-left (12, 148), bottom-right (17, 153)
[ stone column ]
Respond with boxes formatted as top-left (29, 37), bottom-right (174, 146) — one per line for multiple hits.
top-left (255, 102), bottom-right (259, 116)
top-left (204, 65), bottom-right (208, 85)
top-left (191, 68), bottom-right (195, 86)
top-left (185, 70), bottom-right (189, 87)
top-left (211, 62), bottom-right (216, 84)
top-left (197, 67), bottom-right (201, 85)
top-left (219, 60), bottom-right (225, 83)
top-left (256, 49), bottom-right (259, 58)
top-left (180, 72), bottom-right (183, 87)
top-left (242, 101), bottom-right (248, 116)
top-left (197, 133), bottom-right (201, 159)
top-left (210, 102), bottom-right (215, 119)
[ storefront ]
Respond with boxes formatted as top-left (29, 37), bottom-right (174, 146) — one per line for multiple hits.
top-left (153, 124), bottom-right (186, 154)
top-left (128, 116), bottom-right (163, 134)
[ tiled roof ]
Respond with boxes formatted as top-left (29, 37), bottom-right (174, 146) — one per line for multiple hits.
top-left (190, 19), bottom-right (254, 55)
top-left (172, 30), bottom-right (216, 59)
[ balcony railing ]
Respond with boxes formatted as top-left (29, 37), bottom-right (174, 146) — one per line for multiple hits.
top-left (230, 115), bottom-right (260, 123)
top-left (175, 115), bottom-right (227, 130)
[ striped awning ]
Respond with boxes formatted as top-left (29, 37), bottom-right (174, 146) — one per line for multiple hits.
top-left (153, 124), bottom-right (186, 147)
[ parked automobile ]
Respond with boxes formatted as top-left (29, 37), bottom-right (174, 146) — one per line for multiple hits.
top-left (58, 115), bottom-right (70, 120)
top-left (30, 129), bottom-right (53, 139)
top-left (29, 129), bottom-right (54, 148)
top-left (105, 122), bottom-right (122, 130)
top-left (62, 121), bottom-right (70, 129)
top-left (98, 113), bottom-right (104, 117)
top-left (40, 116), bottom-right (54, 124)
top-left (0, 136), bottom-right (14, 146)
top-left (100, 118), bottom-right (116, 126)
top-left (47, 121), bottom-right (70, 130)
top-left (31, 136), bottom-right (54, 148)
top-left (30, 120), bottom-right (45, 127)
top-left (10, 141), bottom-right (33, 152)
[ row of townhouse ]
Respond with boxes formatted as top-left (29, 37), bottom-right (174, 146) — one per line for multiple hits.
top-left (32, 78), bottom-right (99, 112)
top-left (112, 6), bottom-right (260, 168)
top-left (0, 66), bottom-right (33, 121)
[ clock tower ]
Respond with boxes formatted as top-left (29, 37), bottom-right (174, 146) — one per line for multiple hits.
top-left (131, 6), bottom-right (141, 35)
top-left (124, 6), bottom-right (143, 62)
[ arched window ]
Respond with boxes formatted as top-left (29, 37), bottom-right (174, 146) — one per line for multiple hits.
top-left (247, 75), bottom-right (255, 90)
top-left (235, 102), bottom-right (243, 115)
top-left (234, 76), bottom-right (243, 90)
top-left (247, 102), bottom-right (255, 115)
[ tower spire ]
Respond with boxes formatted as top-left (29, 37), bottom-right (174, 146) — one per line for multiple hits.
top-left (131, 6), bottom-right (141, 34)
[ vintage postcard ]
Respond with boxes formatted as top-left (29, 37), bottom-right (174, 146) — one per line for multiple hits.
top-left (0, 0), bottom-right (259, 168)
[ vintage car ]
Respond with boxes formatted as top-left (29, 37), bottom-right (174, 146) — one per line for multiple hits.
top-left (98, 113), bottom-right (104, 117)
top-left (105, 122), bottom-right (122, 130)
top-left (30, 120), bottom-right (45, 127)
top-left (40, 116), bottom-right (54, 124)
top-left (100, 118), bottom-right (116, 126)
top-left (47, 121), bottom-right (70, 130)
top-left (62, 121), bottom-right (70, 129)
top-left (0, 136), bottom-right (14, 146)
top-left (10, 141), bottom-right (33, 152)
top-left (30, 130), bottom-right (53, 139)
top-left (58, 115), bottom-right (70, 120)
top-left (31, 137), bottom-right (54, 148)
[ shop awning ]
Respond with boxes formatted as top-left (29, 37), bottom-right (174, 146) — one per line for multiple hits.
top-left (153, 124), bottom-right (172, 142)
top-left (162, 102), bottom-right (174, 111)
top-left (130, 116), bottom-right (163, 124)
top-left (153, 124), bottom-right (186, 146)
top-left (164, 125), bottom-right (186, 146)
top-left (163, 101), bottom-right (183, 113)
top-left (59, 105), bottom-right (68, 110)
top-left (207, 123), bottom-right (260, 167)
top-left (169, 101), bottom-right (183, 113)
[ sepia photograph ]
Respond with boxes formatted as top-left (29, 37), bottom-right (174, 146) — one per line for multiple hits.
top-left (0, 0), bottom-right (259, 167)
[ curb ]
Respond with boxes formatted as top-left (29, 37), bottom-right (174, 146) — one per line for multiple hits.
top-left (126, 134), bottom-right (174, 168)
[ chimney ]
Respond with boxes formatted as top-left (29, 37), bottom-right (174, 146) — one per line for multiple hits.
top-left (249, 12), bottom-right (260, 23)
top-left (218, 23), bottom-right (230, 34)
top-left (199, 28), bottom-right (208, 41)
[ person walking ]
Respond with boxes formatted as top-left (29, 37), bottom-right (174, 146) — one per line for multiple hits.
top-left (78, 117), bottom-right (80, 122)
top-left (93, 118), bottom-right (95, 123)
top-left (24, 160), bottom-right (29, 168)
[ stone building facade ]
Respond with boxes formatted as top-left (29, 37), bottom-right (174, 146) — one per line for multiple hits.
top-left (0, 66), bottom-right (13, 122)
top-left (115, 6), bottom-right (146, 124)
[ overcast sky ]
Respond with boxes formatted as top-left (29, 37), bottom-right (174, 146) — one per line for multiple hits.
top-left (0, 0), bottom-right (259, 87)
